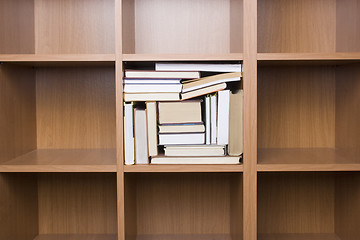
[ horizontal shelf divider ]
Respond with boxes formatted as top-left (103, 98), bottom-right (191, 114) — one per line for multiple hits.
top-left (257, 52), bottom-right (360, 61)
top-left (34, 234), bottom-right (118, 240)
top-left (258, 233), bottom-right (341, 240)
top-left (124, 164), bottom-right (243, 173)
top-left (122, 53), bottom-right (243, 61)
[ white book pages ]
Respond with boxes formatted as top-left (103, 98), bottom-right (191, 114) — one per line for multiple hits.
top-left (124, 103), bottom-right (134, 165)
top-left (217, 90), bottom-right (230, 145)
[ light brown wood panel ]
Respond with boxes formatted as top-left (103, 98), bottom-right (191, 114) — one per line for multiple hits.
top-left (132, 0), bottom-right (242, 54)
top-left (38, 173), bottom-right (117, 234)
top-left (124, 164), bottom-right (243, 172)
top-left (230, 175), bottom-right (243, 240)
top-left (0, 0), bottom-right (34, 54)
top-left (122, 0), bottom-right (135, 54)
top-left (124, 174), bottom-right (137, 240)
top-left (230, 0), bottom-right (243, 53)
top-left (35, 0), bottom-right (115, 54)
top-left (336, 0), bottom-right (360, 52)
top-left (0, 173), bottom-right (38, 240)
top-left (122, 53), bottom-right (244, 61)
top-left (36, 67), bottom-right (116, 149)
top-left (259, 233), bottom-right (341, 240)
top-left (258, 173), bottom-right (335, 234)
top-left (335, 64), bottom-right (360, 157)
top-left (258, 0), bottom-right (336, 53)
top-left (257, 53), bottom-right (360, 61)
top-left (0, 65), bottom-right (37, 163)
top-left (133, 173), bottom-right (233, 235)
top-left (335, 173), bottom-right (360, 240)
top-left (34, 234), bottom-right (118, 240)
top-left (258, 66), bottom-right (336, 148)
top-left (136, 234), bottom-right (232, 240)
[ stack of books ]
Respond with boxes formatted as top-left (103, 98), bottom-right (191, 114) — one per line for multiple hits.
top-left (123, 62), bottom-right (243, 165)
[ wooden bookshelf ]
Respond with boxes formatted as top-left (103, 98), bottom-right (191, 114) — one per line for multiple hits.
top-left (1, 0), bottom-right (360, 239)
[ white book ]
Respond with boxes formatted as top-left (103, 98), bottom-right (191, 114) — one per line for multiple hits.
top-left (124, 84), bottom-right (182, 93)
top-left (124, 103), bottom-right (134, 165)
top-left (146, 102), bottom-right (158, 157)
top-left (124, 93), bottom-right (180, 101)
top-left (164, 145), bottom-right (225, 156)
top-left (205, 96), bottom-right (211, 144)
top-left (123, 79), bottom-right (181, 84)
top-left (125, 70), bottom-right (200, 79)
top-left (159, 133), bottom-right (205, 145)
top-left (210, 94), bottom-right (217, 144)
top-left (217, 90), bottom-right (230, 145)
top-left (156, 63), bottom-right (242, 73)
top-left (159, 124), bottom-right (205, 133)
top-left (134, 109), bottom-right (149, 164)
top-left (151, 155), bottom-right (240, 164)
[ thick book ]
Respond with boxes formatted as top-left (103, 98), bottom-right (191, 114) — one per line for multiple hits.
top-left (217, 90), bottom-right (230, 145)
top-left (182, 72), bottom-right (241, 93)
top-left (151, 155), bottom-right (240, 164)
top-left (210, 94), bottom-right (217, 144)
top-left (181, 83), bottom-right (227, 100)
top-left (125, 70), bottom-right (200, 79)
top-left (158, 100), bottom-right (202, 124)
top-left (159, 133), bottom-right (205, 145)
top-left (123, 78), bottom-right (181, 84)
top-left (156, 63), bottom-right (242, 73)
top-left (123, 84), bottom-right (182, 93)
top-left (228, 90), bottom-right (244, 156)
top-left (124, 103), bottom-right (134, 165)
top-left (134, 108), bottom-right (148, 164)
top-left (205, 95), bottom-right (211, 144)
top-left (159, 124), bottom-right (205, 133)
top-left (124, 93), bottom-right (180, 101)
top-left (164, 145), bottom-right (225, 156)
top-left (146, 102), bottom-right (158, 156)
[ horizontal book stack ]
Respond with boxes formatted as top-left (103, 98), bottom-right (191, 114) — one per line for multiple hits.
top-left (123, 62), bottom-right (243, 165)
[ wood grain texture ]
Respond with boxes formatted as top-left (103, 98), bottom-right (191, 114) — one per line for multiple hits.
top-left (124, 164), bottom-right (243, 172)
top-left (0, 149), bottom-right (116, 172)
top-left (258, 233), bottom-right (341, 240)
top-left (35, 0), bottom-right (115, 54)
top-left (0, 65), bottom-right (37, 164)
top-left (335, 64), bottom-right (360, 157)
top-left (0, 173), bottom-right (38, 240)
top-left (122, 53), bottom-right (244, 61)
top-left (258, 173), bottom-right (335, 234)
top-left (230, 175), bottom-right (243, 240)
top-left (258, 0), bottom-right (336, 53)
top-left (0, 0), bottom-right (34, 54)
top-left (0, 54), bottom-right (115, 64)
top-left (38, 173), bottom-right (117, 234)
top-left (34, 234), bottom-right (118, 240)
top-left (136, 234), bottom-right (232, 240)
top-left (36, 67), bottom-right (116, 149)
top-left (132, 0), bottom-right (242, 54)
top-left (336, 0), bottom-right (360, 52)
top-left (122, 0), bottom-right (135, 54)
top-left (335, 173), bottom-right (360, 240)
top-left (257, 53), bottom-right (360, 61)
top-left (124, 174), bottom-right (137, 240)
top-left (258, 66), bottom-right (335, 148)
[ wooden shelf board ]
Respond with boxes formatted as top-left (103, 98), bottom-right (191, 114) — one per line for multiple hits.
top-left (258, 148), bottom-right (360, 172)
top-left (122, 53), bottom-right (243, 61)
top-left (135, 234), bottom-right (232, 240)
top-left (258, 233), bottom-right (341, 240)
top-left (0, 54), bottom-right (115, 66)
top-left (124, 164), bottom-right (243, 172)
top-left (0, 149), bottom-right (117, 172)
top-left (34, 234), bottom-right (118, 240)
top-left (258, 52), bottom-right (360, 61)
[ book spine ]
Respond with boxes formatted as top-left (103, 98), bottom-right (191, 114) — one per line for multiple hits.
top-left (210, 94), bottom-right (217, 144)
top-left (205, 95), bottom-right (211, 144)
top-left (124, 103), bottom-right (135, 165)
top-left (146, 102), bottom-right (158, 156)
top-left (217, 90), bottom-right (230, 145)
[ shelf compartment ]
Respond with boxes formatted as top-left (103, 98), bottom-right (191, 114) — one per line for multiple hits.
top-left (258, 0), bottom-right (360, 53)
top-left (34, 234), bottom-right (118, 240)
top-left (124, 164), bottom-right (243, 173)
top-left (0, 149), bottom-right (116, 172)
top-left (125, 173), bottom-right (243, 240)
top-left (122, 0), bottom-right (243, 54)
top-left (257, 63), bottom-right (360, 169)
top-left (257, 53), bottom-right (360, 64)
top-left (0, 173), bottom-right (118, 239)
top-left (258, 148), bottom-right (360, 172)
top-left (258, 172), bottom-right (360, 239)
top-left (122, 54), bottom-right (244, 61)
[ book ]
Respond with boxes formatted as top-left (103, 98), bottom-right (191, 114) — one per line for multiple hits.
top-left (134, 108), bottom-right (148, 164)
top-left (155, 63), bottom-right (242, 73)
top-left (123, 84), bottom-right (182, 93)
top-left (182, 72), bottom-right (241, 93)
top-left (124, 103), bottom-right (134, 165)
top-left (123, 78), bottom-right (181, 84)
top-left (125, 70), bottom-right (200, 79)
top-left (159, 124), bottom-right (205, 133)
top-left (158, 100), bottom-right (202, 124)
top-left (164, 145), bottom-right (225, 156)
top-left (146, 102), bottom-right (158, 156)
top-left (217, 90), bottom-right (230, 145)
top-left (210, 94), bottom-right (217, 144)
top-left (228, 90), bottom-right (244, 156)
top-left (151, 155), bottom-right (240, 164)
top-left (205, 95), bottom-right (211, 144)
top-left (159, 133), bottom-right (205, 145)
top-left (181, 83), bottom-right (227, 100)
top-left (124, 93), bottom-right (180, 101)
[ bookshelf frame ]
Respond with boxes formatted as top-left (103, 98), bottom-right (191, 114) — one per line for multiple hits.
top-left (0, 0), bottom-right (359, 239)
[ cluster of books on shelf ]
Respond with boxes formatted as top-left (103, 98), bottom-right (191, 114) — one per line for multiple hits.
top-left (124, 62), bottom-right (243, 165)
